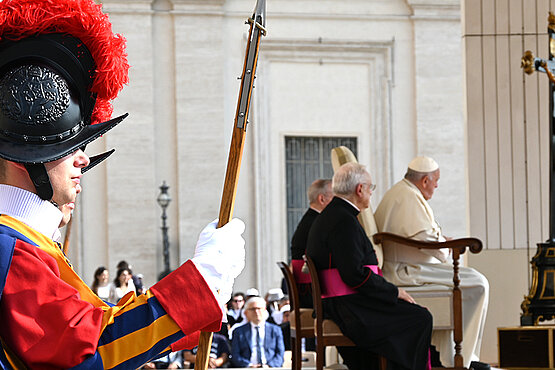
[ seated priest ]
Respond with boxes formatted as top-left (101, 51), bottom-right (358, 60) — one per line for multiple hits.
top-left (306, 162), bottom-right (432, 370)
top-left (290, 178), bottom-right (333, 308)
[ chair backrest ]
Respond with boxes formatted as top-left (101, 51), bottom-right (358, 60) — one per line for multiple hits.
top-left (277, 262), bottom-right (303, 332)
top-left (304, 256), bottom-right (324, 338)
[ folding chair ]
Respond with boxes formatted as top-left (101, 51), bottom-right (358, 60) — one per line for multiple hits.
top-left (277, 261), bottom-right (316, 370)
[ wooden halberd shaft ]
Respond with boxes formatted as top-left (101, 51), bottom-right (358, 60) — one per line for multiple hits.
top-left (195, 1), bottom-right (266, 369)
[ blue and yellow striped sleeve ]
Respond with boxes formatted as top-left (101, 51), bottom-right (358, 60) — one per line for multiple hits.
top-left (77, 260), bottom-right (222, 370)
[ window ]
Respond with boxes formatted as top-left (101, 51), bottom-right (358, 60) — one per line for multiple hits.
top-left (285, 136), bottom-right (357, 259)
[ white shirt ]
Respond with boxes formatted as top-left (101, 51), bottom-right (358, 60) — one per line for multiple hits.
top-left (0, 184), bottom-right (63, 241)
top-left (249, 321), bottom-right (267, 365)
top-left (96, 284), bottom-right (112, 301)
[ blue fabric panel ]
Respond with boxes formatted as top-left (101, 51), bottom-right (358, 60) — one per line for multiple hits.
top-left (0, 231), bottom-right (17, 370)
top-left (98, 295), bottom-right (167, 347)
top-left (0, 224), bottom-right (37, 247)
top-left (0, 234), bottom-right (15, 302)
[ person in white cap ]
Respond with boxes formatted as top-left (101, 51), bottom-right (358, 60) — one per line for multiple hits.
top-left (374, 156), bottom-right (490, 370)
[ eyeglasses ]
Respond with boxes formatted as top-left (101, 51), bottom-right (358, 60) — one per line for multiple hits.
top-left (365, 183), bottom-right (376, 191)
top-left (246, 307), bottom-right (264, 311)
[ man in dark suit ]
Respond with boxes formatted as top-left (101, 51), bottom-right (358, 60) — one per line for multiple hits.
top-left (290, 179), bottom-right (332, 308)
top-left (231, 297), bottom-right (285, 368)
top-left (306, 162), bottom-right (433, 370)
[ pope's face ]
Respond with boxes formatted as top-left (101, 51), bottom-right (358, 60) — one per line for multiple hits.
top-left (45, 149), bottom-right (89, 222)
top-left (421, 169), bottom-right (440, 200)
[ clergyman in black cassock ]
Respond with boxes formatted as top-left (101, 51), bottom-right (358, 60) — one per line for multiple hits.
top-left (290, 179), bottom-right (332, 309)
top-left (291, 207), bottom-right (319, 308)
top-left (306, 163), bottom-right (432, 370)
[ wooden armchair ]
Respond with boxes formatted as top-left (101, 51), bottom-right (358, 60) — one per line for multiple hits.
top-left (304, 255), bottom-right (387, 370)
top-left (372, 232), bottom-right (483, 370)
top-left (277, 261), bottom-right (315, 370)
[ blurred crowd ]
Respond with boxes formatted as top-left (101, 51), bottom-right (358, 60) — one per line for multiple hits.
top-left (90, 260), bottom-right (145, 304)
top-left (90, 267), bottom-right (289, 369)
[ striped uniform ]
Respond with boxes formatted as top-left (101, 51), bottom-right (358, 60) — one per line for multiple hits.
top-left (0, 215), bottom-right (221, 370)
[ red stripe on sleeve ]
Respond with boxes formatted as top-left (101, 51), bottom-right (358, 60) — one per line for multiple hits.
top-left (150, 261), bottom-right (222, 339)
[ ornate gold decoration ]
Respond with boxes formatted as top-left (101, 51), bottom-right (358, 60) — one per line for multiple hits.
top-left (549, 11), bottom-right (555, 32)
top-left (522, 50), bottom-right (535, 75)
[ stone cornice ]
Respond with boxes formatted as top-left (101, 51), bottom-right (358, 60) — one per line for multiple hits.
top-left (171, 0), bottom-right (225, 14)
top-left (101, 0), bottom-right (225, 14)
top-left (100, 0), bottom-right (152, 13)
top-left (405, 0), bottom-right (460, 20)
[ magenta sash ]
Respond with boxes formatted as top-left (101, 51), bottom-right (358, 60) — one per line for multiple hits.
top-left (292, 259), bottom-right (311, 284)
top-left (320, 265), bottom-right (382, 298)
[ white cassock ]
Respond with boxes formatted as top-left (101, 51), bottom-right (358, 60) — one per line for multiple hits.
top-left (374, 179), bottom-right (489, 368)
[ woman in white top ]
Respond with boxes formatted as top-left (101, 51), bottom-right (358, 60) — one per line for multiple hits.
top-left (109, 267), bottom-right (136, 304)
top-left (91, 266), bottom-right (112, 302)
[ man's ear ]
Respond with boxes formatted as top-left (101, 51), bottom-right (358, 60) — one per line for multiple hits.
top-left (355, 183), bottom-right (364, 196)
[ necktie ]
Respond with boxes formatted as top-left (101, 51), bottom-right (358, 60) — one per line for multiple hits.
top-left (255, 326), bottom-right (263, 365)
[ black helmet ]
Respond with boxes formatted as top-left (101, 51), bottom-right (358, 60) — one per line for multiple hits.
top-left (0, 33), bottom-right (127, 165)
top-left (0, 0), bottom-right (129, 200)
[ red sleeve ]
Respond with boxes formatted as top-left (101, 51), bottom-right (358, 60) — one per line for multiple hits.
top-left (0, 243), bottom-right (222, 368)
top-left (150, 260), bottom-right (222, 351)
top-left (0, 240), bottom-right (104, 369)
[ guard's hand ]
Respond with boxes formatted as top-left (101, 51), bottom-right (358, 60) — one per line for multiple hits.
top-left (192, 218), bottom-right (246, 307)
top-left (398, 288), bottom-right (416, 304)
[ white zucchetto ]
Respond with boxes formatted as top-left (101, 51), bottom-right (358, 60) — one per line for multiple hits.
top-left (408, 156), bottom-right (439, 173)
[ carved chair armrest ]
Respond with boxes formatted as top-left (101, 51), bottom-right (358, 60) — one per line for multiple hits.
top-left (372, 232), bottom-right (483, 255)
top-left (372, 232), bottom-right (482, 369)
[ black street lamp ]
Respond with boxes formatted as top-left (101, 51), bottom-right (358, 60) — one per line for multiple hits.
top-left (157, 181), bottom-right (171, 276)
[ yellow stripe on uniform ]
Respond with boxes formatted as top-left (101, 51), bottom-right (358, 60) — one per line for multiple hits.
top-left (0, 215), bottom-right (107, 309)
top-left (97, 314), bottom-right (180, 369)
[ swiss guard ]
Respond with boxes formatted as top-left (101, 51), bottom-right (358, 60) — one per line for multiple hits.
top-left (0, 0), bottom-right (246, 369)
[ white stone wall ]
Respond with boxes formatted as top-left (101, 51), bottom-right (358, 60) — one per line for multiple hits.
top-left (70, 0), bottom-right (465, 300)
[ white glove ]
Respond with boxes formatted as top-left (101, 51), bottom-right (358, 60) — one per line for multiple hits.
top-left (192, 218), bottom-right (246, 307)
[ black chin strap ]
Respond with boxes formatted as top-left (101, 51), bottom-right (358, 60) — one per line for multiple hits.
top-left (24, 163), bottom-right (53, 201)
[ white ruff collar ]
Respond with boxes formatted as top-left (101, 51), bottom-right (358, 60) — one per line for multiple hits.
top-left (0, 184), bottom-right (63, 241)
